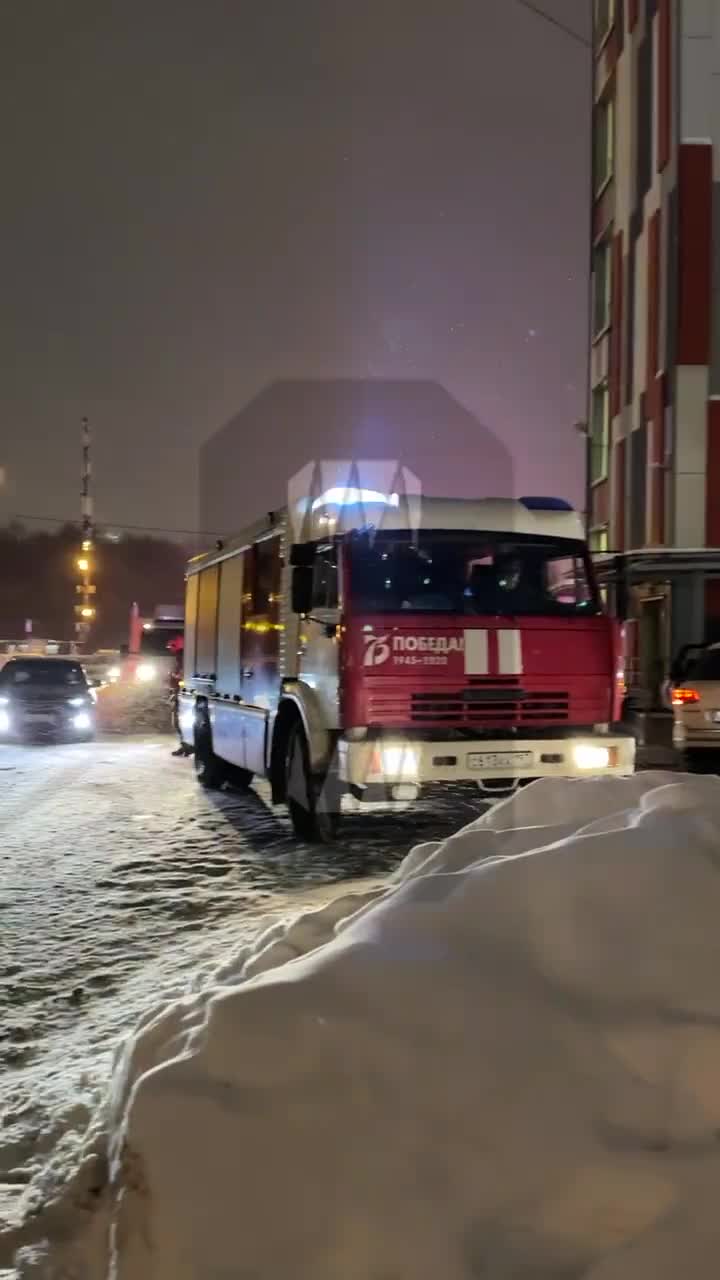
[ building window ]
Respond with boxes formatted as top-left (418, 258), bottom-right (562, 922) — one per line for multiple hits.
top-left (629, 423), bottom-right (648, 549)
top-left (592, 240), bottom-right (611, 337)
top-left (251, 535), bottom-right (281, 614)
top-left (594, 96), bottom-right (614, 193)
top-left (590, 385), bottom-right (610, 483)
top-left (594, 0), bottom-right (615, 44)
top-left (590, 528), bottom-right (609, 553)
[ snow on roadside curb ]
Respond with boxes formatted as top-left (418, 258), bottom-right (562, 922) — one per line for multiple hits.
top-left (7, 771), bottom-right (720, 1277)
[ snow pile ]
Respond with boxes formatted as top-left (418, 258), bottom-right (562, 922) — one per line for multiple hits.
top-left (9, 771), bottom-right (720, 1278)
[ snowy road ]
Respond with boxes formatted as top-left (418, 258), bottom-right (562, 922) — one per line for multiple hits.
top-left (0, 735), bottom-right (484, 1236)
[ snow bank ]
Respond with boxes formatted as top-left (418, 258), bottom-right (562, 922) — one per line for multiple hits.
top-left (9, 771), bottom-right (720, 1278)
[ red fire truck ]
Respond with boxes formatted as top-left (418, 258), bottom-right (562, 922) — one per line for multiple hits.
top-left (178, 493), bottom-right (634, 841)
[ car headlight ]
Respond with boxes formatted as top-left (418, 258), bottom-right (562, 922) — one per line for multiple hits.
top-left (68, 696), bottom-right (87, 708)
top-left (573, 743), bottom-right (611, 771)
top-left (0, 695), bottom-right (9, 706)
top-left (72, 712), bottom-right (92, 731)
top-left (380, 744), bottom-right (418, 778)
top-left (136, 663), bottom-right (156, 683)
top-left (0, 709), bottom-right (10, 733)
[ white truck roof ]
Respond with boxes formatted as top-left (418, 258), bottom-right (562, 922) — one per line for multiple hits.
top-left (306, 494), bottom-right (585, 541)
top-left (188, 496), bottom-right (584, 574)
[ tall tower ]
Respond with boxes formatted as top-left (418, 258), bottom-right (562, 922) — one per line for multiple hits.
top-left (75, 417), bottom-right (96, 649)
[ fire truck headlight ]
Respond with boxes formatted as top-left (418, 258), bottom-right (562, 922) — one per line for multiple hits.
top-left (136, 663), bottom-right (156, 683)
top-left (573, 743), bottom-right (611, 771)
top-left (381, 745), bottom-right (419, 778)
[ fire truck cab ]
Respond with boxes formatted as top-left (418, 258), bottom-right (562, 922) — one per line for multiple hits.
top-left (179, 493), bottom-right (634, 841)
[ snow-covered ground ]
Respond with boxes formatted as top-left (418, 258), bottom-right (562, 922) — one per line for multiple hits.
top-left (0, 734), bottom-right (482, 1263)
top-left (6, 770), bottom-right (720, 1277)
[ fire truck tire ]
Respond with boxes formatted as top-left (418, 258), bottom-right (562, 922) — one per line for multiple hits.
top-left (226, 763), bottom-right (254, 791)
top-left (193, 718), bottom-right (227, 790)
top-left (683, 748), bottom-right (718, 774)
top-left (285, 721), bottom-right (340, 844)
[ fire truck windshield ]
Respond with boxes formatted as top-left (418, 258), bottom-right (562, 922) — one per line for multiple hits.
top-left (347, 532), bottom-right (599, 617)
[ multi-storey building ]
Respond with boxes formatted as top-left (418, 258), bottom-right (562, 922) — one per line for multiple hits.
top-left (590, 0), bottom-right (720, 702)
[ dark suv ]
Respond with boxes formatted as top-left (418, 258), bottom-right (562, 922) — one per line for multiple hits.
top-left (0, 657), bottom-right (97, 743)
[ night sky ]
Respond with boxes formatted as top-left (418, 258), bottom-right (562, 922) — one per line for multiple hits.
top-left (0, 0), bottom-right (591, 537)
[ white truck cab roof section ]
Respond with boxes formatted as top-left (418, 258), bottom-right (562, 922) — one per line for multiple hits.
top-left (304, 494), bottom-right (584, 541)
top-left (187, 496), bottom-right (583, 577)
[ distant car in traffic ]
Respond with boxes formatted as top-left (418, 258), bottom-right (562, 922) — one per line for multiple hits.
top-left (671, 642), bottom-right (720, 765)
top-left (0, 656), bottom-right (98, 743)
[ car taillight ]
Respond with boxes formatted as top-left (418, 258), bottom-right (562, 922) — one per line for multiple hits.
top-left (672, 688), bottom-right (700, 706)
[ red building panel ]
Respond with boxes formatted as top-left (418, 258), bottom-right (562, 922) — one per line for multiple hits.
top-left (604, 24), bottom-right (622, 77)
top-left (706, 401), bottom-right (720, 545)
top-left (706, 580), bottom-right (720, 621)
top-left (677, 144), bottom-right (712, 365)
top-left (646, 211), bottom-right (660, 389)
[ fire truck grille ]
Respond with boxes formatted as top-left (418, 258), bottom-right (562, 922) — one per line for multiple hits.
top-left (408, 689), bottom-right (570, 726)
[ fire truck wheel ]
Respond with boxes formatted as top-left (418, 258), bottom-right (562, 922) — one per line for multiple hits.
top-left (193, 718), bottom-right (227, 790)
top-left (683, 748), bottom-right (718, 775)
top-left (226, 763), bottom-right (254, 791)
top-left (285, 722), bottom-right (341, 844)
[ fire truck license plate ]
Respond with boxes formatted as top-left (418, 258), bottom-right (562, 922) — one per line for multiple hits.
top-left (467, 751), bottom-right (534, 771)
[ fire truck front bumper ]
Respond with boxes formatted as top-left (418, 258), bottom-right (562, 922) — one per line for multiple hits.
top-left (340, 732), bottom-right (636, 793)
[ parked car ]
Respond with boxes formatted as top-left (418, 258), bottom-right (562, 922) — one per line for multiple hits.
top-left (671, 642), bottom-right (720, 764)
top-left (0, 656), bottom-right (98, 743)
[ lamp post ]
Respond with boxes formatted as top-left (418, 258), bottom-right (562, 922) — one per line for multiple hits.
top-left (75, 418), bottom-right (96, 650)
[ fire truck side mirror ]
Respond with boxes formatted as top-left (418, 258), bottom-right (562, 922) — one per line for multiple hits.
top-left (289, 542), bottom-right (315, 567)
top-left (291, 566), bottom-right (313, 615)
